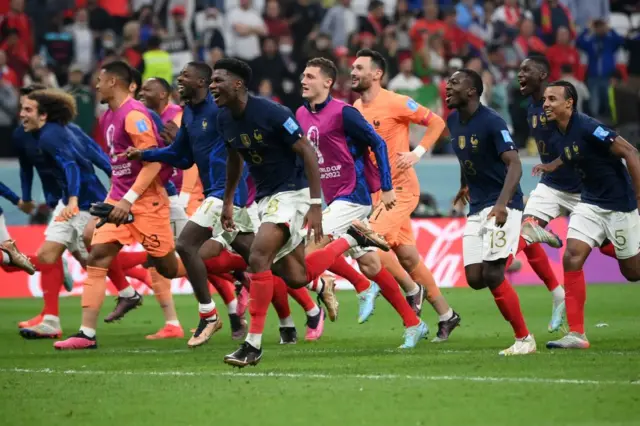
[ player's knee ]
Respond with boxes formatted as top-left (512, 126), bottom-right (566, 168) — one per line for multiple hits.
top-left (36, 249), bottom-right (58, 265)
top-left (247, 251), bottom-right (271, 273)
top-left (86, 246), bottom-right (112, 269)
top-left (619, 260), bottom-right (640, 282)
top-left (397, 253), bottom-right (418, 272)
top-left (482, 266), bottom-right (504, 289)
top-left (175, 237), bottom-right (196, 258)
top-left (562, 248), bottom-right (584, 272)
top-left (465, 272), bottom-right (484, 290)
top-left (358, 254), bottom-right (381, 278)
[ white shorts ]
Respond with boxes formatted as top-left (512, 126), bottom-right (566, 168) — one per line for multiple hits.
top-left (169, 195), bottom-right (188, 239)
top-left (524, 183), bottom-right (581, 223)
top-left (247, 202), bottom-right (260, 229)
top-left (0, 214), bottom-right (10, 242)
top-left (45, 200), bottom-right (92, 257)
top-left (191, 196), bottom-right (255, 248)
top-left (258, 188), bottom-right (310, 263)
top-left (567, 203), bottom-right (640, 260)
top-left (463, 206), bottom-right (523, 266)
top-left (323, 200), bottom-right (372, 259)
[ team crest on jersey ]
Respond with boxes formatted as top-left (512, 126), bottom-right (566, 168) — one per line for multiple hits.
top-left (470, 135), bottom-right (479, 150)
top-left (539, 114), bottom-right (547, 126)
top-left (253, 129), bottom-right (263, 142)
top-left (458, 136), bottom-right (466, 149)
top-left (532, 115), bottom-right (537, 128)
top-left (202, 119), bottom-right (208, 130)
top-left (373, 120), bottom-right (381, 129)
top-left (572, 143), bottom-right (579, 155)
top-left (240, 134), bottom-right (252, 147)
top-left (564, 146), bottom-right (572, 160)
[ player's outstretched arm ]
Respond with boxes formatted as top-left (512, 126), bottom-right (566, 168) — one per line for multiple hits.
top-left (69, 123), bottom-right (112, 177)
top-left (138, 125), bottom-right (194, 170)
top-left (0, 182), bottom-right (21, 206)
top-left (610, 136), bottom-right (640, 209)
top-left (397, 98), bottom-right (446, 170)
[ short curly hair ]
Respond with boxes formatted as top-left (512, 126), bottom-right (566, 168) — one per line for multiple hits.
top-left (27, 89), bottom-right (77, 125)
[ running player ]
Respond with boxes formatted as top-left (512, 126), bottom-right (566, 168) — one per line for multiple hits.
top-left (54, 61), bottom-right (182, 350)
top-left (351, 49), bottom-right (460, 341)
top-left (17, 89), bottom-right (108, 340)
top-left (211, 58), bottom-right (389, 367)
top-left (447, 68), bottom-right (536, 355)
top-left (297, 57), bottom-right (427, 345)
top-left (127, 62), bottom-right (248, 347)
top-left (0, 182), bottom-right (36, 274)
top-left (534, 81), bottom-right (640, 349)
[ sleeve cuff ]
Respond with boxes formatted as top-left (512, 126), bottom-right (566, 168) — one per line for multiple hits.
top-left (412, 145), bottom-right (427, 158)
top-left (123, 190), bottom-right (140, 204)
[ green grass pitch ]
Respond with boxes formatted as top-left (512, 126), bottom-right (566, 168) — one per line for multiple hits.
top-left (0, 284), bottom-right (639, 426)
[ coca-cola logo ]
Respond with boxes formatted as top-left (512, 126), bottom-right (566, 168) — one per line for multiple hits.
top-left (412, 219), bottom-right (466, 288)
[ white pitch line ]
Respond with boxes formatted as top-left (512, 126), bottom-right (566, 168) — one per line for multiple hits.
top-left (1, 367), bottom-right (638, 386)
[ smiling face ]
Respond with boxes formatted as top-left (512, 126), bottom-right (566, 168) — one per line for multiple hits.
top-left (139, 79), bottom-right (166, 111)
top-left (543, 85), bottom-right (572, 121)
top-left (176, 64), bottom-right (203, 102)
top-left (95, 69), bottom-right (117, 104)
top-left (209, 69), bottom-right (241, 108)
top-left (20, 98), bottom-right (45, 132)
top-left (351, 56), bottom-right (380, 93)
top-left (518, 58), bottom-right (546, 97)
top-left (445, 71), bottom-right (473, 109)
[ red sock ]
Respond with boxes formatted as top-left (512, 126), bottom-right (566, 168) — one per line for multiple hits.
top-left (247, 270), bottom-right (274, 334)
top-left (40, 258), bottom-right (64, 316)
top-left (107, 254), bottom-right (130, 292)
top-left (117, 251), bottom-right (148, 270)
top-left (600, 242), bottom-right (617, 258)
top-left (490, 279), bottom-right (529, 339)
top-left (305, 238), bottom-right (351, 282)
top-left (523, 243), bottom-right (560, 291)
top-left (287, 286), bottom-right (316, 312)
top-left (517, 236), bottom-right (527, 254)
top-left (271, 276), bottom-right (291, 319)
top-left (564, 270), bottom-right (586, 334)
top-left (125, 267), bottom-right (152, 288)
top-left (203, 250), bottom-right (247, 274)
top-left (208, 273), bottom-right (236, 305)
top-left (374, 268), bottom-right (420, 327)
top-left (328, 256), bottom-right (370, 293)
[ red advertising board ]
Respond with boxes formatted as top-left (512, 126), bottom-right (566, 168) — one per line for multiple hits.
top-left (0, 218), bottom-right (625, 298)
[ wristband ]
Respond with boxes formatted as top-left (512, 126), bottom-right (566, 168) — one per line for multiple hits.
top-left (412, 145), bottom-right (427, 158)
top-left (123, 190), bottom-right (140, 204)
top-left (310, 198), bottom-right (322, 205)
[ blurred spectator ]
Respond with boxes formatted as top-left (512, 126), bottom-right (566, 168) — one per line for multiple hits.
top-left (0, 49), bottom-right (18, 87)
top-left (0, 0), bottom-right (33, 57)
top-left (39, 12), bottom-right (74, 86)
top-left (625, 27), bottom-right (640, 90)
top-left (534, 0), bottom-right (575, 45)
top-left (23, 55), bottom-right (59, 88)
top-left (165, 4), bottom-right (196, 70)
top-left (388, 54), bottom-right (424, 93)
top-left (442, 8), bottom-right (468, 58)
top-left (0, 27), bottom-right (29, 81)
top-left (469, 0), bottom-right (495, 42)
top-left (286, 0), bottom-right (324, 61)
top-left (97, 29), bottom-right (118, 61)
top-left (137, 5), bottom-right (156, 45)
top-left (0, 75), bottom-right (17, 152)
top-left (86, 0), bottom-right (112, 35)
top-left (514, 18), bottom-right (547, 62)
top-left (393, 0), bottom-right (414, 51)
top-left (250, 36), bottom-right (291, 96)
top-left (561, 0), bottom-right (610, 30)
top-left (100, 0), bottom-right (130, 34)
top-left (576, 19), bottom-right (624, 119)
top-left (164, 0), bottom-right (195, 41)
top-left (194, 6), bottom-right (225, 52)
top-left (378, 29), bottom-right (399, 79)
top-left (226, 0), bottom-right (267, 61)
top-left (304, 33), bottom-right (336, 64)
top-left (205, 46), bottom-right (224, 67)
top-left (142, 35), bottom-right (173, 84)
top-left (359, 0), bottom-right (390, 37)
top-left (410, 2), bottom-right (445, 51)
top-left (68, 8), bottom-right (95, 76)
top-left (263, 0), bottom-right (290, 40)
top-left (455, 0), bottom-right (483, 31)
top-left (320, 0), bottom-right (357, 49)
top-left (413, 33), bottom-right (445, 80)
top-left (546, 26), bottom-right (580, 81)
top-left (64, 64), bottom-right (95, 134)
top-left (492, 0), bottom-right (532, 33)
top-left (559, 64), bottom-right (589, 112)
top-left (121, 21), bottom-right (144, 72)
top-left (258, 78), bottom-right (281, 102)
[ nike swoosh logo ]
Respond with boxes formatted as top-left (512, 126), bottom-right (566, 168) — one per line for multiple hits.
top-left (228, 138), bottom-right (236, 143)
